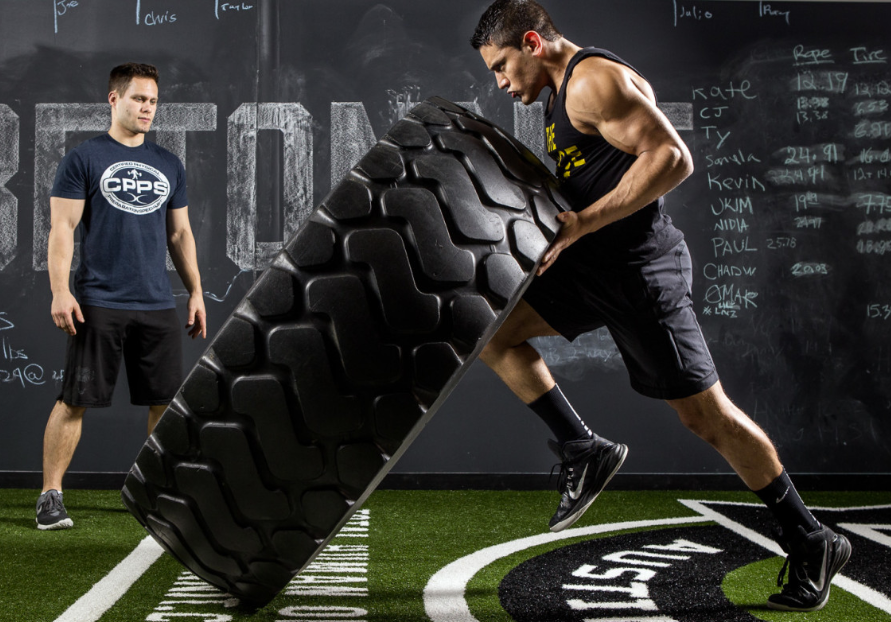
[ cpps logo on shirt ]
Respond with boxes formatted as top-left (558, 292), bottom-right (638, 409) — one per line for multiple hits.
top-left (100, 161), bottom-right (170, 214)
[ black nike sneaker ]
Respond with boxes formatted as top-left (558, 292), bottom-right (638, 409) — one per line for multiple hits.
top-left (768, 524), bottom-right (852, 612)
top-left (36, 489), bottom-right (74, 530)
top-left (548, 437), bottom-right (628, 532)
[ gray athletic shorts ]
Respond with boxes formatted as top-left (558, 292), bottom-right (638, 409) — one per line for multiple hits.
top-left (57, 305), bottom-right (183, 408)
top-left (523, 240), bottom-right (718, 400)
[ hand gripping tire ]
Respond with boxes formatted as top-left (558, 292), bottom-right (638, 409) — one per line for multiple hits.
top-left (122, 97), bottom-right (570, 605)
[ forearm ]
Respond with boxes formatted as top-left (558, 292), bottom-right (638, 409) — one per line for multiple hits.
top-left (47, 228), bottom-right (76, 297)
top-left (577, 145), bottom-right (692, 235)
top-left (168, 231), bottom-right (202, 296)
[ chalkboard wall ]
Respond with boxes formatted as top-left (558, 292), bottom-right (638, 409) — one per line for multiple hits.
top-left (1, 0), bottom-right (889, 482)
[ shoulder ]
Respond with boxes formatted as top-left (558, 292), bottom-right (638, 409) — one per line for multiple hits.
top-left (565, 56), bottom-right (655, 126)
top-left (145, 141), bottom-right (185, 171)
top-left (566, 56), bottom-right (641, 104)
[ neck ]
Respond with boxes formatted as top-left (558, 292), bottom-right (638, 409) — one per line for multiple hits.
top-left (107, 124), bottom-right (146, 148)
top-left (543, 38), bottom-right (583, 94)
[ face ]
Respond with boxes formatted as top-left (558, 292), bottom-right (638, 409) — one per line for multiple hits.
top-left (109, 76), bottom-right (158, 136)
top-left (480, 40), bottom-right (546, 105)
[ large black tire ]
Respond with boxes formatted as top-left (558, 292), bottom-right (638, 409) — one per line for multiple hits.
top-left (122, 97), bottom-right (569, 605)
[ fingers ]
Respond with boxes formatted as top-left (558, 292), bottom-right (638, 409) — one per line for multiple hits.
top-left (185, 302), bottom-right (207, 339)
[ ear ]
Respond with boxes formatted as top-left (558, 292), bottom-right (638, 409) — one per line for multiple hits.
top-left (522, 31), bottom-right (545, 56)
top-left (108, 90), bottom-right (118, 106)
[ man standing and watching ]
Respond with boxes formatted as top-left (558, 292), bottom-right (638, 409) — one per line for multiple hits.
top-left (37, 63), bottom-right (206, 531)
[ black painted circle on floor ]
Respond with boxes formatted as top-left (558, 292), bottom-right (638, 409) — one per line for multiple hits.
top-left (498, 525), bottom-right (775, 622)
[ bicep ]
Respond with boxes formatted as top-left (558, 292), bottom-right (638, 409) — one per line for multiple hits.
top-left (166, 206), bottom-right (192, 238)
top-left (569, 70), bottom-right (684, 157)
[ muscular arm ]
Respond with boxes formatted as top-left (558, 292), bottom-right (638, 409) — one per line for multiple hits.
top-left (167, 207), bottom-right (206, 339)
top-left (48, 197), bottom-right (85, 335)
top-left (539, 58), bottom-right (694, 274)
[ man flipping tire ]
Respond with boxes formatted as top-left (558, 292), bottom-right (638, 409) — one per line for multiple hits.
top-left (471, 0), bottom-right (850, 612)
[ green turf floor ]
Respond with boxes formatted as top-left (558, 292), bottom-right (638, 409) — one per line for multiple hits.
top-left (1, 488), bottom-right (888, 621)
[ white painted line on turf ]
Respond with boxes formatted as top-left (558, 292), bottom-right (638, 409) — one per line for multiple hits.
top-left (53, 535), bottom-right (165, 622)
top-left (678, 499), bottom-right (891, 615)
top-left (423, 515), bottom-right (710, 622)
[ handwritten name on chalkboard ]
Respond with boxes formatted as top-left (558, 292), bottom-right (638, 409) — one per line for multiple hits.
top-left (215, 1), bottom-right (254, 19)
top-left (52, 0), bottom-right (79, 33)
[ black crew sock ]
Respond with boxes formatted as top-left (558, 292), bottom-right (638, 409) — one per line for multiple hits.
top-left (753, 469), bottom-right (821, 539)
top-left (527, 385), bottom-right (595, 446)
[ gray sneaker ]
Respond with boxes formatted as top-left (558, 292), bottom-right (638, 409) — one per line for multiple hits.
top-left (36, 489), bottom-right (74, 530)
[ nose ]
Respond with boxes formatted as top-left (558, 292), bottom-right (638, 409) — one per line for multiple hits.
top-left (496, 73), bottom-right (509, 90)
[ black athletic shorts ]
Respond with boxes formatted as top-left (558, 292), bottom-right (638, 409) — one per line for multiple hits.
top-left (523, 240), bottom-right (718, 400)
top-left (57, 305), bottom-right (183, 408)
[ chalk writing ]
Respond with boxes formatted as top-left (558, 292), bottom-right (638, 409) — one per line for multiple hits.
top-left (759, 2), bottom-right (790, 25)
top-left (867, 304), bottom-right (891, 320)
top-left (0, 313), bottom-right (53, 389)
top-left (790, 262), bottom-right (829, 277)
top-left (857, 218), bottom-right (891, 235)
top-left (0, 105), bottom-right (17, 271)
top-left (856, 193), bottom-right (891, 215)
top-left (854, 81), bottom-right (891, 97)
top-left (692, 81), bottom-right (756, 101)
top-left (714, 217), bottom-right (749, 232)
top-left (215, 1), bottom-right (255, 19)
top-left (794, 71), bottom-right (849, 94)
top-left (793, 45), bottom-right (833, 67)
top-left (711, 196), bottom-right (754, 216)
top-left (854, 120), bottom-right (891, 139)
top-left (794, 216), bottom-right (823, 229)
top-left (703, 263), bottom-right (757, 280)
top-left (712, 236), bottom-right (758, 256)
top-left (857, 239), bottom-right (891, 254)
top-left (765, 236), bottom-right (797, 249)
top-left (851, 46), bottom-right (887, 65)
top-left (765, 165), bottom-right (827, 187)
top-left (673, 1), bottom-right (713, 27)
top-left (707, 173), bottom-right (766, 192)
top-left (705, 150), bottom-right (761, 168)
top-left (794, 192), bottom-right (819, 212)
top-left (53, 0), bottom-right (79, 34)
top-left (143, 10), bottom-right (177, 26)
top-left (859, 148), bottom-right (891, 164)
top-left (703, 283), bottom-right (759, 315)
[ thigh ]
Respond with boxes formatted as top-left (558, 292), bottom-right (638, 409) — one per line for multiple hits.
top-left (124, 308), bottom-right (183, 405)
top-left (58, 306), bottom-right (127, 408)
top-left (606, 242), bottom-right (719, 400)
top-left (493, 298), bottom-right (563, 347)
top-left (522, 253), bottom-right (607, 342)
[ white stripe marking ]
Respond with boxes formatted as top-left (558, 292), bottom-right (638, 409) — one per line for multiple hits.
top-left (678, 499), bottom-right (891, 615)
top-left (53, 536), bottom-right (165, 622)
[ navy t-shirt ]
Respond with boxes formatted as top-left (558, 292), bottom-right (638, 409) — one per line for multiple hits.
top-left (51, 134), bottom-right (188, 310)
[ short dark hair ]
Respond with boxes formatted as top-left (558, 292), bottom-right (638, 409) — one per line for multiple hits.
top-left (470, 0), bottom-right (562, 50)
top-left (108, 63), bottom-right (159, 96)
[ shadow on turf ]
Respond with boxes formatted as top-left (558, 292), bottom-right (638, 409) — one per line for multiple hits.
top-left (1, 516), bottom-right (40, 529)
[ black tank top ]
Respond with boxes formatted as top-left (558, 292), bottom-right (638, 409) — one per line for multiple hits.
top-left (545, 47), bottom-right (683, 265)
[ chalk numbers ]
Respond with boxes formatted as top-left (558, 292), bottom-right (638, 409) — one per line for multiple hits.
top-left (866, 304), bottom-right (891, 320)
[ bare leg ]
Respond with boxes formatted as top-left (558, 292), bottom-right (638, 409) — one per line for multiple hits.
top-left (147, 404), bottom-right (167, 435)
top-left (480, 300), bottom-right (562, 403)
top-left (42, 401), bottom-right (87, 493)
top-left (667, 381), bottom-right (782, 490)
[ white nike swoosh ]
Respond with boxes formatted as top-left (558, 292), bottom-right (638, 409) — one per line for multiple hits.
top-left (775, 486), bottom-right (790, 505)
top-left (568, 464), bottom-right (588, 500)
top-left (811, 538), bottom-right (831, 592)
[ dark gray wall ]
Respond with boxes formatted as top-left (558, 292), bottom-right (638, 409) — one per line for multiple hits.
top-left (1, 0), bottom-right (890, 478)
